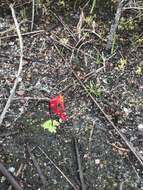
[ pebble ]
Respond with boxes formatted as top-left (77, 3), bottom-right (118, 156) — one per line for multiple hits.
top-left (138, 124), bottom-right (143, 131)
top-left (8, 166), bottom-right (15, 173)
top-left (95, 159), bottom-right (100, 165)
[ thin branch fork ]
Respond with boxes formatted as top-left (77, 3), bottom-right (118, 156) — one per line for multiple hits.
top-left (0, 4), bottom-right (23, 126)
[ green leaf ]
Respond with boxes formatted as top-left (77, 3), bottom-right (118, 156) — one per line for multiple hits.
top-left (41, 120), bottom-right (58, 133)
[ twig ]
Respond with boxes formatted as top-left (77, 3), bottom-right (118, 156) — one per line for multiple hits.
top-left (8, 163), bottom-right (24, 190)
top-left (0, 131), bottom-right (18, 137)
top-left (106, 0), bottom-right (125, 50)
top-left (110, 142), bottom-right (129, 153)
top-left (50, 36), bottom-right (97, 61)
top-left (31, 0), bottom-right (35, 31)
top-left (71, 68), bottom-right (143, 167)
top-left (50, 10), bottom-right (77, 42)
top-left (0, 30), bottom-right (44, 40)
top-left (90, 0), bottom-right (96, 14)
top-left (83, 29), bottom-right (106, 42)
top-left (0, 4), bottom-right (23, 126)
top-left (0, 97), bottom-right (50, 101)
top-left (119, 181), bottom-right (125, 190)
top-left (27, 145), bottom-right (47, 186)
top-left (127, 157), bottom-right (141, 182)
top-left (123, 6), bottom-right (143, 10)
top-left (0, 162), bottom-right (23, 190)
top-left (38, 146), bottom-right (79, 190)
top-left (123, 1), bottom-right (143, 10)
top-left (76, 8), bottom-right (84, 39)
top-left (0, 26), bottom-right (15, 35)
top-left (73, 138), bottom-right (86, 190)
top-left (88, 123), bottom-right (95, 157)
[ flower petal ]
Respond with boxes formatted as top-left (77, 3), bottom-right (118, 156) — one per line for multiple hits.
top-left (49, 95), bottom-right (67, 121)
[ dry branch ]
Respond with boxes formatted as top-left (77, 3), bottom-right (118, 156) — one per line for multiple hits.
top-left (8, 163), bottom-right (24, 190)
top-left (0, 97), bottom-right (50, 101)
top-left (0, 4), bottom-right (23, 126)
top-left (38, 146), bottom-right (79, 190)
top-left (74, 138), bottom-right (86, 190)
top-left (0, 30), bottom-right (44, 40)
top-left (106, 0), bottom-right (126, 50)
top-left (27, 145), bottom-right (47, 186)
top-left (0, 162), bottom-right (23, 190)
top-left (31, 0), bottom-right (35, 31)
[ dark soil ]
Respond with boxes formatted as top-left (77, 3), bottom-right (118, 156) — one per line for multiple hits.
top-left (0, 1), bottom-right (143, 190)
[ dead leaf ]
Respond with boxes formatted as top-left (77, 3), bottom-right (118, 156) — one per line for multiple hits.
top-left (77, 9), bottom-right (84, 39)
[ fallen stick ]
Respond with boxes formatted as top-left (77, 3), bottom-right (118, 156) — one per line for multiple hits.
top-left (27, 145), bottom-right (47, 186)
top-left (0, 4), bottom-right (23, 126)
top-left (0, 23), bottom-right (57, 40)
top-left (106, 0), bottom-right (125, 50)
top-left (73, 138), bottom-right (86, 190)
top-left (0, 162), bottom-right (23, 190)
top-left (8, 163), bottom-right (24, 190)
top-left (0, 97), bottom-right (50, 101)
top-left (38, 146), bottom-right (79, 190)
top-left (0, 30), bottom-right (44, 40)
top-left (31, 0), bottom-right (35, 31)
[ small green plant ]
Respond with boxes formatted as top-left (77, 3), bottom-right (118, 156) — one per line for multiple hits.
top-left (41, 95), bottom-right (66, 133)
top-left (58, 0), bottom-right (65, 8)
top-left (20, 7), bottom-right (27, 19)
top-left (36, 0), bottom-right (44, 9)
top-left (96, 52), bottom-right (102, 65)
top-left (41, 119), bottom-right (60, 133)
top-left (131, 34), bottom-right (143, 47)
top-left (35, 0), bottom-right (49, 16)
top-left (118, 17), bottom-right (137, 31)
top-left (86, 81), bottom-right (102, 97)
top-left (116, 56), bottom-right (127, 70)
top-left (84, 15), bottom-right (94, 25)
top-left (135, 65), bottom-right (142, 76)
top-left (59, 37), bottom-right (69, 45)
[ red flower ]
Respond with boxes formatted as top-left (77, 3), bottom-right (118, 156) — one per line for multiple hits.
top-left (49, 95), bottom-right (66, 121)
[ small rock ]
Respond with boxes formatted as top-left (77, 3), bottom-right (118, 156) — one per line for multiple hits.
top-left (95, 159), bottom-right (100, 165)
top-left (138, 124), bottom-right (143, 131)
top-left (16, 90), bottom-right (25, 96)
top-left (8, 166), bottom-right (15, 173)
top-left (1, 176), bottom-right (6, 183)
top-left (123, 107), bottom-right (131, 117)
top-left (9, 41), bottom-right (14, 46)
